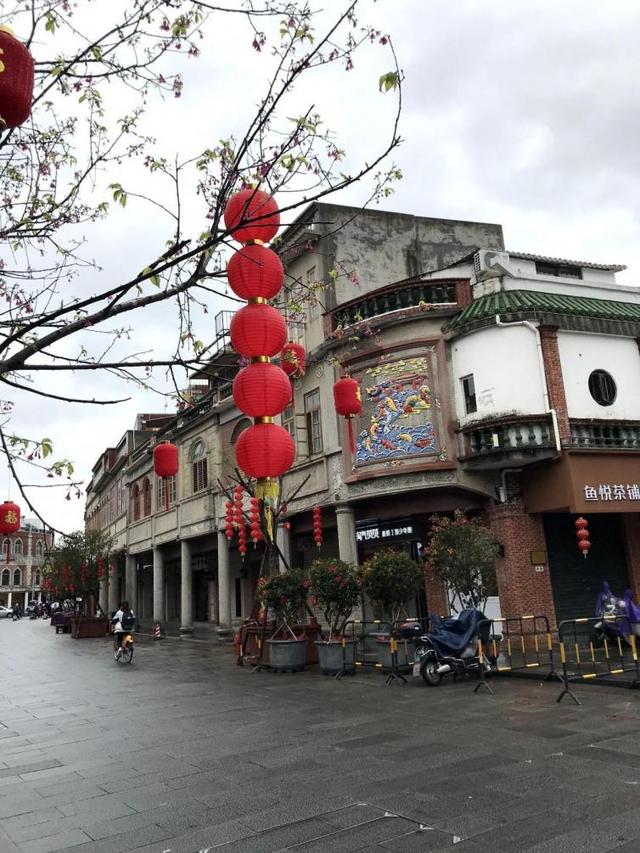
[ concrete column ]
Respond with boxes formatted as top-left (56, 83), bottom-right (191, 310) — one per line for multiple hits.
top-left (276, 522), bottom-right (292, 572)
top-left (336, 505), bottom-right (358, 565)
top-left (217, 529), bottom-right (232, 635)
top-left (153, 546), bottom-right (165, 624)
top-left (7, 591), bottom-right (11, 607)
top-left (125, 554), bottom-right (137, 613)
top-left (108, 564), bottom-right (119, 615)
top-left (180, 539), bottom-right (193, 634)
top-left (98, 578), bottom-right (108, 616)
top-left (23, 591), bottom-right (28, 609)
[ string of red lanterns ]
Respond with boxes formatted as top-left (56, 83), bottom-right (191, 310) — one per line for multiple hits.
top-left (575, 516), bottom-right (591, 558)
top-left (313, 505), bottom-right (322, 549)
top-left (225, 189), bottom-right (295, 531)
top-left (0, 26), bottom-right (34, 130)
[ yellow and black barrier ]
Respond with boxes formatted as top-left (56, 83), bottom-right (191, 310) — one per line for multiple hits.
top-left (344, 617), bottom-right (431, 686)
top-left (556, 616), bottom-right (640, 704)
top-left (488, 614), bottom-right (557, 680)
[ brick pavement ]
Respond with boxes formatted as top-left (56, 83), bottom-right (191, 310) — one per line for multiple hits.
top-left (2, 618), bottom-right (640, 852)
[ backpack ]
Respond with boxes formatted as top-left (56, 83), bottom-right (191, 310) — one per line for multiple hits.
top-left (121, 610), bottom-right (135, 631)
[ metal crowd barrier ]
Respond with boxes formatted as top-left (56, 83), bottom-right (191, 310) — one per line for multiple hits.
top-left (344, 618), bottom-right (431, 686)
top-left (556, 616), bottom-right (640, 705)
top-left (489, 615), bottom-right (557, 679)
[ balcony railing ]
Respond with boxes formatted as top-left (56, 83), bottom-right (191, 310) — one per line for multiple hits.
top-left (459, 415), bottom-right (555, 463)
top-left (568, 420), bottom-right (640, 450)
top-left (330, 279), bottom-right (459, 329)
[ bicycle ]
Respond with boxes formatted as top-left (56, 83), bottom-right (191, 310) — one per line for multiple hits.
top-left (113, 633), bottom-right (134, 664)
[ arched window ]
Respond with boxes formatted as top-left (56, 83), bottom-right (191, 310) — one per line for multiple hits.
top-left (142, 478), bottom-right (152, 516)
top-left (35, 540), bottom-right (43, 558)
top-left (13, 569), bottom-right (20, 586)
top-left (190, 439), bottom-right (208, 493)
top-left (1, 568), bottom-right (9, 586)
top-left (34, 571), bottom-right (41, 586)
top-left (231, 418), bottom-right (251, 445)
top-left (13, 538), bottom-right (22, 557)
top-left (131, 484), bottom-right (141, 522)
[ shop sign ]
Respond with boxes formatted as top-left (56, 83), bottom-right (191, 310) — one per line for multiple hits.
top-left (584, 484), bottom-right (640, 502)
top-left (356, 521), bottom-right (414, 543)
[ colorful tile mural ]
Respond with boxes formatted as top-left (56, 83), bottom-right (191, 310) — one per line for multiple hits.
top-left (355, 354), bottom-right (442, 466)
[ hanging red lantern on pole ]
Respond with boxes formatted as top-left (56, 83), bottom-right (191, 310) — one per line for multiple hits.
top-left (312, 505), bottom-right (322, 549)
top-left (230, 303), bottom-right (287, 358)
top-left (575, 516), bottom-right (591, 559)
top-left (238, 522), bottom-right (248, 558)
top-left (280, 342), bottom-right (306, 380)
top-left (153, 441), bottom-right (179, 512)
top-left (236, 424), bottom-right (295, 499)
top-left (232, 362), bottom-right (291, 418)
top-left (227, 244), bottom-right (284, 301)
top-left (333, 376), bottom-right (362, 454)
top-left (223, 188), bottom-right (280, 244)
top-left (0, 27), bottom-right (35, 130)
top-left (0, 500), bottom-right (20, 563)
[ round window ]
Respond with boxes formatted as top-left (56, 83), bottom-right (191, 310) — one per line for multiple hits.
top-left (588, 370), bottom-right (617, 406)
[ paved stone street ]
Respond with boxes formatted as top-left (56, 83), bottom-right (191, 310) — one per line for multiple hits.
top-left (2, 620), bottom-right (640, 853)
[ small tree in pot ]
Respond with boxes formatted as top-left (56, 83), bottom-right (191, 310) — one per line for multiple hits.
top-left (308, 558), bottom-right (361, 675)
top-left (424, 510), bottom-right (499, 613)
top-left (257, 571), bottom-right (309, 672)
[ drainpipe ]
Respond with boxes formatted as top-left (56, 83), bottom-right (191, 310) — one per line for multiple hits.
top-left (494, 315), bottom-right (561, 452)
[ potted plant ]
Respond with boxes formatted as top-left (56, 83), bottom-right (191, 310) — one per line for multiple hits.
top-left (257, 571), bottom-right (308, 672)
top-left (308, 558), bottom-right (360, 675)
top-left (361, 548), bottom-right (423, 672)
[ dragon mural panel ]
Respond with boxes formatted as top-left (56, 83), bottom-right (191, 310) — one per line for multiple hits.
top-left (354, 352), bottom-right (445, 467)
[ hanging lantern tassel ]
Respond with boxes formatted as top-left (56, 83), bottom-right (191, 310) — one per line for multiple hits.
top-left (575, 516), bottom-right (591, 559)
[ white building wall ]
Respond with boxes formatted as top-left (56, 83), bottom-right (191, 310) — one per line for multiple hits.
top-left (451, 325), bottom-right (546, 425)
top-left (558, 332), bottom-right (640, 420)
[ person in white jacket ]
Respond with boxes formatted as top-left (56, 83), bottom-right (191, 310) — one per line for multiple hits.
top-left (111, 601), bottom-right (135, 658)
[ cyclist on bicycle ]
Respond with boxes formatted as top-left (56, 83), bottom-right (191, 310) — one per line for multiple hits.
top-left (112, 601), bottom-right (135, 659)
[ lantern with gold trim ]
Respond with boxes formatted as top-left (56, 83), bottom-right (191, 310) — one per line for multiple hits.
top-left (333, 376), bottom-right (362, 454)
top-left (575, 516), bottom-right (591, 559)
top-left (0, 26), bottom-right (34, 130)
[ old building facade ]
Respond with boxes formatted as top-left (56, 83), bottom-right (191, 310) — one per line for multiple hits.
top-left (0, 519), bottom-right (53, 609)
top-left (85, 203), bottom-right (640, 633)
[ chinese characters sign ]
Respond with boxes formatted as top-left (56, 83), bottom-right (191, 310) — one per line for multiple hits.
top-left (356, 522), bottom-right (414, 543)
top-left (584, 484), bottom-right (640, 502)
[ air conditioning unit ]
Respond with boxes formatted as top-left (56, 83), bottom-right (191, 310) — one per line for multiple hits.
top-left (473, 250), bottom-right (514, 281)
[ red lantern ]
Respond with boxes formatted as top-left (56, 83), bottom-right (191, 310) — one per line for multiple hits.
top-left (280, 342), bottom-right (306, 379)
top-left (249, 497), bottom-right (262, 547)
top-left (230, 303), bottom-right (287, 358)
top-left (224, 189), bottom-right (280, 244)
top-left (235, 423), bottom-right (295, 500)
top-left (233, 362), bottom-right (291, 418)
top-left (0, 500), bottom-right (20, 564)
top-left (227, 244), bottom-right (284, 301)
top-left (153, 441), bottom-right (179, 511)
top-left (224, 500), bottom-right (235, 541)
top-left (0, 27), bottom-right (34, 130)
top-left (333, 377), bottom-right (362, 454)
top-left (575, 516), bottom-right (590, 559)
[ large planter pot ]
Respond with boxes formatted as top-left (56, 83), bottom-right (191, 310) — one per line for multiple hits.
top-left (72, 616), bottom-right (110, 639)
top-left (376, 635), bottom-right (412, 673)
top-left (267, 638), bottom-right (307, 673)
top-left (316, 638), bottom-right (357, 675)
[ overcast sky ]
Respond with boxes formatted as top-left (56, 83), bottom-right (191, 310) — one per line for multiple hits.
top-left (8, 0), bottom-right (640, 533)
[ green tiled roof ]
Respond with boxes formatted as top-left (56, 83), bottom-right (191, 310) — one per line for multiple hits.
top-left (447, 289), bottom-right (640, 330)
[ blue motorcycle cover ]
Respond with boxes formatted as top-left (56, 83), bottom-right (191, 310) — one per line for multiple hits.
top-left (426, 609), bottom-right (489, 657)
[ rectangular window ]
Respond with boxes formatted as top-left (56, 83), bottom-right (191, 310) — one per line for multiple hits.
top-left (535, 261), bottom-right (582, 279)
top-left (282, 403), bottom-right (295, 440)
top-left (461, 374), bottom-right (477, 415)
top-left (156, 476), bottom-right (176, 509)
top-left (305, 389), bottom-right (323, 455)
top-left (192, 459), bottom-right (208, 492)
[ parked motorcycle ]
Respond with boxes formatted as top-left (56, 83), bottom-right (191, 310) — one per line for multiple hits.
top-left (404, 609), bottom-right (495, 687)
top-left (591, 582), bottom-right (640, 645)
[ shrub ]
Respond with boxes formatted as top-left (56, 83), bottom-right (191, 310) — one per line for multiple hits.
top-left (361, 548), bottom-right (423, 626)
top-left (308, 558), bottom-right (360, 637)
top-left (256, 571), bottom-right (307, 638)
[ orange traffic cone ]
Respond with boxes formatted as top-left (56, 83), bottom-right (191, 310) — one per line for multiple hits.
top-left (153, 622), bottom-right (162, 640)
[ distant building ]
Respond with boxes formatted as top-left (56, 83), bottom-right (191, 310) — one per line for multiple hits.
top-left (0, 518), bottom-right (54, 609)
